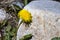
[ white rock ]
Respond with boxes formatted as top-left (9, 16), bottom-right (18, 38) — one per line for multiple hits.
top-left (33, 0), bottom-right (52, 1)
top-left (0, 9), bottom-right (7, 23)
top-left (0, 9), bottom-right (11, 23)
top-left (17, 1), bottom-right (60, 40)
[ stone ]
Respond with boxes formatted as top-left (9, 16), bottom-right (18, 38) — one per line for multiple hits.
top-left (0, 9), bottom-right (10, 23)
top-left (33, 0), bottom-right (52, 1)
top-left (0, 9), bottom-right (7, 23)
top-left (17, 1), bottom-right (60, 40)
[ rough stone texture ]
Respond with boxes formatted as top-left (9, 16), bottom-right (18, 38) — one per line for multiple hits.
top-left (0, 9), bottom-right (7, 23)
top-left (33, 0), bottom-right (51, 1)
top-left (17, 1), bottom-right (60, 40)
top-left (0, 9), bottom-right (10, 23)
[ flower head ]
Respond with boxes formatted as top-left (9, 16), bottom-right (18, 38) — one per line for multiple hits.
top-left (18, 9), bottom-right (32, 23)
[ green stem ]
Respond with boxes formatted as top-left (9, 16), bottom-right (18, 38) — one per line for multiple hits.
top-left (24, 0), bottom-right (28, 6)
top-left (17, 20), bottom-right (23, 28)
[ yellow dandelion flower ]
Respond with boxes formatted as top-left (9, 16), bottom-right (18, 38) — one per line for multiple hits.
top-left (18, 9), bottom-right (32, 23)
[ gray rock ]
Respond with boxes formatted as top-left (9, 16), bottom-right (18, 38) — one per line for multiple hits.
top-left (33, 0), bottom-right (52, 1)
top-left (0, 9), bottom-right (11, 23)
top-left (17, 1), bottom-right (60, 40)
top-left (0, 9), bottom-right (7, 23)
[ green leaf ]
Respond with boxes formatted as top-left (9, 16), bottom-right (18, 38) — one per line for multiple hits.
top-left (4, 33), bottom-right (11, 40)
top-left (6, 25), bottom-right (11, 32)
top-left (20, 34), bottom-right (33, 40)
top-left (51, 37), bottom-right (60, 40)
top-left (13, 4), bottom-right (22, 11)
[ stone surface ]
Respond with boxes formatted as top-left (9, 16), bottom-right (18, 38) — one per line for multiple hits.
top-left (0, 9), bottom-right (11, 23)
top-left (33, 0), bottom-right (52, 1)
top-left (17, 1), bottom-right (60, 40)
top-left (0, 9), bottom-right (7, 23)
